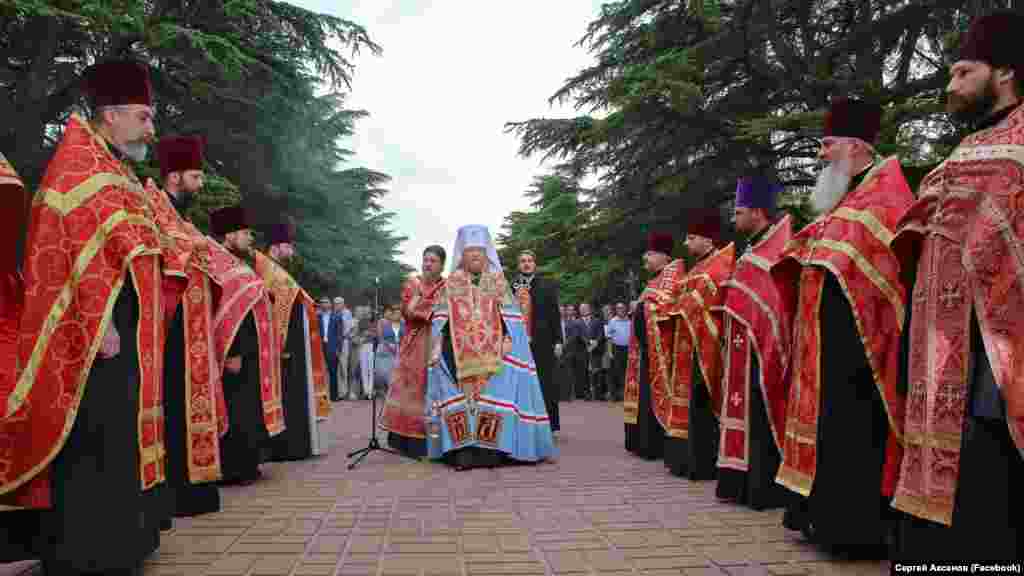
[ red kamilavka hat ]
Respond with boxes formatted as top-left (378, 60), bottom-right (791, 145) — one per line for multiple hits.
top-left (688, 208), bottom-right (723, 244)
top-left (647, 231), bottom-right (674, 255)
top-left (209, 205), bottom-right (249, 237)
top-left (823, 96), bottom-right (883, 143)
top-left (158, 136), bottom-right (205, 179)
top-left (959, 10), bottom-right (1024, 80)
top-left (81, 60), bottom-right (153, 107)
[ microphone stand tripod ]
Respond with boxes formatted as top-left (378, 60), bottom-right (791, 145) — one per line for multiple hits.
top-left (347, 277), bottom-right (405, 469)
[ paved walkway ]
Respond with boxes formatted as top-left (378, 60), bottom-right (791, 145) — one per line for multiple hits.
top-left (2, 401), bottom-right (887, 576)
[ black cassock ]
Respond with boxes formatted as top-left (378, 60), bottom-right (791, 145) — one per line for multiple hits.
top-left (525, 276), bottom-right (562, 431)
top-left (624, 305), bottom-right (664, 460)
top-left (218, 314), bottom-right (270, 484)
top-left (0, 280), bottom-right (166, 574)
top-left (664, 354), bottom-right (719, 480)
top-left (781, 275), bottom-right (894, 558)
top-left (164, 303), bottom-right (221, 518)
top-left (268, 300), bottom-right (314, 462)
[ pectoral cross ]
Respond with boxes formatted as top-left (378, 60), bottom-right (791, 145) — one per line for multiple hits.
top-left (731, 391), bottom-right (742, 408)
top-left (732, 333), bottom-right (744, 350)
top-left (939, 282), bottom-right (962, 310)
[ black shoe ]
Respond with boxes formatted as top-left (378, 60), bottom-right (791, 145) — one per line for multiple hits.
top-left (160, 518), bottom-right (173, 531)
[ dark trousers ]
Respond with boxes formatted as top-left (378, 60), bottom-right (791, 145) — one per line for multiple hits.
top-left (573, 348), bottom-right (589, 399)
top-left (611, 345), bottom-right (628, 401)
top-left (591, 366), bottom-right (607, 400)
top-left (325, 346), bottom-right (340, 400)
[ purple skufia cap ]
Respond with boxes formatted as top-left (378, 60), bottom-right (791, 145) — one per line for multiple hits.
top-left (735, 177), bottom-right (782, 211)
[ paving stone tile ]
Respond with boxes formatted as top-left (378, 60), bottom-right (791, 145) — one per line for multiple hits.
top-left (0, 403), bottom-right (898, 576)
top-left (248, 556), bottom-right (301, 576)
top-left (292, 562), bottom-right (339, 576)
top-left (203, 555), bottom-right (256, 576)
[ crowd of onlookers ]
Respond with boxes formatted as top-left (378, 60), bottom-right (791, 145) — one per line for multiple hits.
top-left (316, 295), bottom-right (640, 405)
top-left (556, 300), bottom-right (636, 403)
top-left (315, 296), bottom-right (404, 402)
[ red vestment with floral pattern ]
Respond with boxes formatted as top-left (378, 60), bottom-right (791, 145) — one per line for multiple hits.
top-left (670, 243), bottom-right (736, 433)
top-left (205, 241), bottom-right (284, 437)
top-left (251, 250), bottom-right (330, 420)
top-left (146, 179), bottom-right (229, 483)
top-left (715, 216), bottom-right (793, 472)
top-left (381, 275), bottom-right (446, 439)
top-left (890, 104), bottom-right (1024, 526)
top-left (773, 157), bottom-right (913, 498)
top-left (624, 259), bottom-right (687, 425)
top-left (0, 115), bottom-right (164, 507)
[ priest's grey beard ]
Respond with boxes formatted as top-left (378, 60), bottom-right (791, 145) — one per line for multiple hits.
top-left (121, 141), bottom-right (148, 163)
top-left (811, 156), bottom-right (852, 215)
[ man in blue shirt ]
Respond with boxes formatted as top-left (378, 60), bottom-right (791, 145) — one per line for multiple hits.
top-left (606, 302), bottom-right (631, 401)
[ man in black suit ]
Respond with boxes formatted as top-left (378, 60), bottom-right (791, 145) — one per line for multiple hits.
top-left (577, 303), bottom-right (606, 400)
top-left (557, 305), bottom-right (580, 402)
top-left (512, 251), bottom-right (564, 432)
top-left (317, 298), bottom-right (342, 401)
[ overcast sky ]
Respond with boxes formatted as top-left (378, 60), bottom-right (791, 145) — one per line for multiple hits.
top-left (291, 0), bottom-right (605, 269)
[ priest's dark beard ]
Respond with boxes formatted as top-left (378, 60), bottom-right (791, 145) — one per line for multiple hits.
top-left (947, 82), bottom-right (998, 127)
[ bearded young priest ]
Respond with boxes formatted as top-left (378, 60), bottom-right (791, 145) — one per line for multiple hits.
top-left (662, 210), bottom-right (735, 480)
top-left (149, 135), bottom-right (224, 521)
top-left (771, 97), bottom-right (915, 558)
top-left (624, 232), bottom-right (686, 460)
top-left (889, 11), bottom-right (1024, 562)
top-left (207, 206), bottom-right (284, 486)
top-left (255, 222), bottom-right (331, 462)
top-left (714, 178), bottom-right (794, 511)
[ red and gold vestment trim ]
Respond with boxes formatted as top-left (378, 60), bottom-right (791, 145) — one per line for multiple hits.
top-left (889, 105), bottom-right (1024, 526)
top-left (773, 157), bottom-right (913, 497)
top-left (0, 114), bottom-right (164, 507)
top-left (445, 270), bottom-right (506, 382)
top-left (381, 275), bottom-right (446, 439)
top-left (515, 286), bottom-right (532, 339)
top-left (206, 242), bottom-right (284, 436)
top-left (302, 292), bottom-right (331, 420)
top-left (251, 250), bottom-right (330, 420)
top-left (624, 259), bottom-right (687, 426)
top-left (674, 243), bottom-right (736, 426)
top-left (715, 216), bottom-right (793, 472)
top-left (146, 180), bottom-right (224, 483)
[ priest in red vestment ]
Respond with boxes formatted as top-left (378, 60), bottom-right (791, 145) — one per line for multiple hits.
top-left (255, 221), bottom-right (331, 461)
top-left (0, 61), bottom-right (166, 575)
top-left (890, 11), bottom-right (1024, 561)
top-left (773, 97), bottom-right (915, 558)
top-left (148, 136), bottom-right (225, 520)
top-left (663, 209), bottom-right (735, 480)
top-left (624, 232), bottom-right (687, 460)
top-left (714, 177), bottom-right (794, 511)
top-left (207, 205), bottom-right (285, 485)
top-left (381, 245), bottom-right (447, 459)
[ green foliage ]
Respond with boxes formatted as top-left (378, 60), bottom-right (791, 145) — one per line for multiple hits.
top-left (504, 0), bottom-right (1000, 300)
top-left (1, 0), bottom-right (402, 302)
